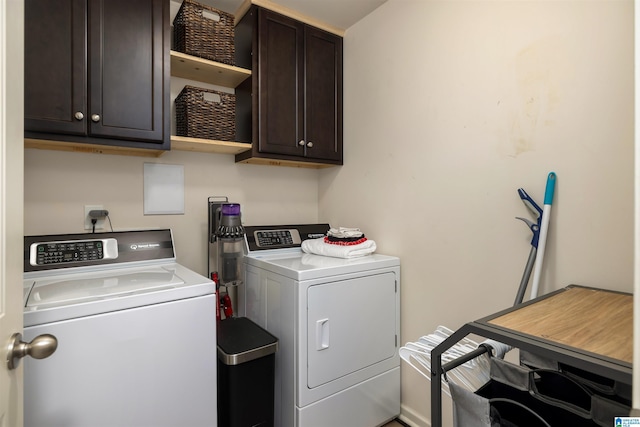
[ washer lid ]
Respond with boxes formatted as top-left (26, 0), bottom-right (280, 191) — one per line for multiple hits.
top-left (25, 266), bottom-right (184, 309)
top-left (24, 263), bottom-right (215, 327)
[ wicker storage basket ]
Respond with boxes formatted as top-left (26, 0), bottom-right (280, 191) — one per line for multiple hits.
top-left (173, 0), bottom-right (235, 65)
top-left (175, 85), bottom-right (236, 141)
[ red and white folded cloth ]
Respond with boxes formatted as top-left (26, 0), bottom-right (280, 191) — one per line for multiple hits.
top-left (301, 227), bottom-right (377, 258)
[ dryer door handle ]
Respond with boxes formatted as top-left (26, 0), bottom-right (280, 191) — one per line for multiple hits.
top-left (315, 318), bottom-right (330, 350)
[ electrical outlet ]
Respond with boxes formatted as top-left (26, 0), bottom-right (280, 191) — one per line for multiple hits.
top-left (84, 205), bottom-right (105, 231)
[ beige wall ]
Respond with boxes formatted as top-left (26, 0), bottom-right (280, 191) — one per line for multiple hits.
top-left (24, 149), bottom-right (319, 275)
top-left (319, 0), bottom-right (634, 425)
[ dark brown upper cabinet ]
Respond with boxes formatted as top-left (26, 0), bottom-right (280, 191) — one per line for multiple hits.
top-left (24, 0), bottom-right (170, 153)
top-left (235, 6), bottom-right (343, 167)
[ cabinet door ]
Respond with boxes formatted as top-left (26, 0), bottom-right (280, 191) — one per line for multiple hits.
top-left (304, 27), bottom-right (343, 162)
top-left (257, 9), bottom-right (304, 157)
top-left (88, 0), bottom-right (167, 144)
top-left (24, 0), bottom-right (87, 136)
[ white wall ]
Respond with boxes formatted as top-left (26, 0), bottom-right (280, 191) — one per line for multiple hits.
top-left (319, 0), bottom-right (634, 425)
top-left (24, 149), bottom-right (319, 275)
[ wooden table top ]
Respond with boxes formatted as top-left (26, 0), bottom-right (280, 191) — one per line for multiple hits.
top-left (487, 286), bottom-right (632, 364)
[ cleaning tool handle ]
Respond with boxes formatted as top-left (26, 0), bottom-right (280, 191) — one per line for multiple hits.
top-left (518, 188), bottom-right (542, 217)
top-left (530, 172), bottom-right (557, 300)
top-left (544, 172), bottom-right (557, 205)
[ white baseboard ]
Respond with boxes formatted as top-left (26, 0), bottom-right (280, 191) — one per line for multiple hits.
top-left (399, 403), bottom-right (430, 427)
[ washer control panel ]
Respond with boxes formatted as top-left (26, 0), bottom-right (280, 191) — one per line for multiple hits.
top-left (24, 230), bottom-right (175, 273)
top-left (30, 238), bottom-right (118, 266)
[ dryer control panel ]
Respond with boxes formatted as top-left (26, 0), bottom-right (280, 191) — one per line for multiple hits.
top-left (255, 229), bottom-right (301, 248)
top-left (244, 224), bottom-right (330, 252)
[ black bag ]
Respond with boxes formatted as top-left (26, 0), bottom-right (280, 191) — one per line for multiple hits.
top-left (450, 358), bottom-right (630, 427)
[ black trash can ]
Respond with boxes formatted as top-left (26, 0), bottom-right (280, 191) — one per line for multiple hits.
top-left (217, 317), bottom-right (278, 427)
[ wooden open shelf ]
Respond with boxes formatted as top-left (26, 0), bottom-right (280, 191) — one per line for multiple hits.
top-left (170, 51), bottom-right (252, 155)
top-left (170, 136), bottom-right (251, 155)
top-left (170, 51), bottom-right (251, 88)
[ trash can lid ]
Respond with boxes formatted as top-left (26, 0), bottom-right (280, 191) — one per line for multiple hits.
top-left (217, 317), bottom-right (279, 365)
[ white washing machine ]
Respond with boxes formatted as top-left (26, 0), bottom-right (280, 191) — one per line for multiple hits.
top-left (22, 229), bottom-right (217, 427)
top-left (238, 224), bottom-right (401, 427)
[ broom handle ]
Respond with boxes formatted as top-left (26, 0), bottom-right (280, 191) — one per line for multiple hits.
top-left (529, 172), bottom-right (556, 299)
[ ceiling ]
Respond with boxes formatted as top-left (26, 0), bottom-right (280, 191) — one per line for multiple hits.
top-left (197, 0), bottom-right (388, 31)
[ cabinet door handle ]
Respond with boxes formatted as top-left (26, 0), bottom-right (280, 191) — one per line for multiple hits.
top-left (74, 112), bottom-right (84, 121)
top-left (307, 141), bottom-right (313, 148)
top-left (91, 114), bottom-right (100, 123)
top-left (298, 140), bottom-right (305, 146)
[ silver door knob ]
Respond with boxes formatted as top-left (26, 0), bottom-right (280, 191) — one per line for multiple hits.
top-left (6, 333), bottom-right (58, 370)
top-left (307, 141), bottom-right (313, 148)
top-left (91, 114), bottom-right (100, 122)
top-left (298, 140), bottom-right (305, 146)
top-left (74, 111), bottom-right (84, 121)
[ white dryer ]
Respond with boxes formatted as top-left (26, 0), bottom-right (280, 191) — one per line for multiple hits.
top-left (238, 224), bottom-right (400, 427)
top-left (22, 229), bottom-right (217, 427)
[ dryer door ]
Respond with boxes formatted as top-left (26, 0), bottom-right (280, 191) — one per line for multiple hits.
top-left (307, 271), bottom-right (397, 388)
